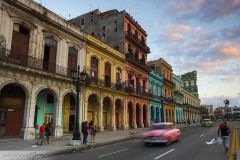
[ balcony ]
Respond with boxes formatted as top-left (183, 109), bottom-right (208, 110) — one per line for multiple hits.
top-left (125, 53), bottom-right (149, 72)
top-left (125, 82), bottom-right (151, 98)
top-left (163, 77), bottom-right (175, 86)
top-left (87, 76), bottom-right (126, 92)
top-left (125, 31), bottom-right (150, 54)
top-left (0, 48), bottom-right (71, 77)
top-left (151, 94), bottom-right (165, 101)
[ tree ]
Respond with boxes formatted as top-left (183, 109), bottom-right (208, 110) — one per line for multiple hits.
top-left (224, 99), bottom-right (230, 107)
top-left (0, 35), bottom-right (6, 49)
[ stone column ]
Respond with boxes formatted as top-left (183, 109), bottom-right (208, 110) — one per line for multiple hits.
top-left (22, 82), bottom-right (36, 140)
top-left (54, 88), bottom-right (63, 137)
top-left (133, 104), bottom-right (137, 129)
top-left (111, 103), bottom-right (116, 131)
top-left (98, 97), bottom-right (104, 131)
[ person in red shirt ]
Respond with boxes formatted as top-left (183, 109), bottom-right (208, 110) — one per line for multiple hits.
top-left (36, 123), bottom-right (46, 145)
top-left (218, 121), bottom-right (230, 153)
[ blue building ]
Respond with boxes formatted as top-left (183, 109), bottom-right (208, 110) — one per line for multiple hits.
top-left (173, 74), bottom-right (184, 123)
top-left (149, 67), bottom-right (164, 123)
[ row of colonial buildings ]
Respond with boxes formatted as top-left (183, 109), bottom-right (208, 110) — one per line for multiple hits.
top-left (0, 0), bottom-right (201, 140)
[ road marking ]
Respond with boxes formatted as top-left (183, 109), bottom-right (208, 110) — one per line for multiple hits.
top-left (205, 138), bottom-right (216, 145)
top-left (236, 129), bottom-right (239, 151)
top-left (230, 129), bottom-right (235, 160)
top-left (98, 149), bottom-right (128, 158)
top-left (153, 149), bottom-right (175, 159)
top-left (200, 134), bottom-right (205, 137)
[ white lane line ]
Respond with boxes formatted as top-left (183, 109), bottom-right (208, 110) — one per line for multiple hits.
top-left (153, 149), bottom-right (175, 159)
top-left (98, 149), bottom-right (128, 158)
top-left (200, 134), bottom-right (205, 137)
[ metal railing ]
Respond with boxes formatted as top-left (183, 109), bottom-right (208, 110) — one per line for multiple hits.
top-left (87, 77), bottom-right (126, 92)
top-left (125, 82), bottom-right (152, 97)
top-left (125, 31), bottom-right (150, 53)
top-left (0, 48), bottom-right (72, 77)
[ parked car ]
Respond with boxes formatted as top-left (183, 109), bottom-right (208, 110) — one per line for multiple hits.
top-left (201, 119), bottom-right (213, 127)
top-left (143, 122), bottom-right (181, 145)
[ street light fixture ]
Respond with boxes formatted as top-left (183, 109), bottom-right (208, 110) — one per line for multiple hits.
top-left (71, 65), bottom-right (87, 140)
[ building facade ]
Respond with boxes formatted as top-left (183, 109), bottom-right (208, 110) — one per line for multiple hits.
top-left (173, 74), bottom-right (184, 123)
top-left (182, 89), bottom-right (201, 123)
top-left (148, 66), bottom-right (164, 123)
top-left (0, 0), bottom-right (86, 139)
top-left (70, 9), bottom-right (151, 129)
top-left (83, 35), bottom-right (126, 131)
top-left (181, 71), bottom-right (199, 98)
top-left (148, 58), bottom-right (175, 123)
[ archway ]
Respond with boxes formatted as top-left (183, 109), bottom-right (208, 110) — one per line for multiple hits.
top-left (156, 107), bottom-right (160, 123)
top-left (128, 102), bottom-right (133, 128)
top-left (151, 106), bottom-right (155, 122)
top-left (0, 84), bottom-right (26, 137)
top-left (62, 93), bottom-right (75, 133)
top-left (115, 99), bottom-right (123, 129)
top-left (35, 89), bottom-right (56, 134)
top-left (166, 109), bottom-right (169, 122)
top-left (87, 94), bottom-right (99, 126)
top-left (103, 97), bottom-right (113, 129)
top-left (143, 105), bottom-right (147, 127)
top-left (136, 103), bottom-right (140, 128)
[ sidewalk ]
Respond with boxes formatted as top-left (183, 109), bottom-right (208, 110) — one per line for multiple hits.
top-left (0, 123), bottom-right (200, 160)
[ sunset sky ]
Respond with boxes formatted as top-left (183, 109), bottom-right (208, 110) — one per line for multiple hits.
top-left (34, 0), bottom-right (240, 108)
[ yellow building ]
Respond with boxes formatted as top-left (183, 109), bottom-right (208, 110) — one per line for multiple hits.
top-left (83, 35), bottom-right (126, 131)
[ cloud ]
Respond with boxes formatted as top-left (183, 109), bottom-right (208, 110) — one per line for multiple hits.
top-left (219, 45), bottom-right (240, 58)
top-left (221, 25), bottom-right (240, 40)
top-left (168, 0), bottom-right (240, 21)
top-left (221, 77), bottom-right (235, 84)
top-left (160, 24), bottom-right (192, 42)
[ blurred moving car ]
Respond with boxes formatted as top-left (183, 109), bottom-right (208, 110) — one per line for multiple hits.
top-left (143, 122), bottom-right (181, 145)
top-left (201, 119), bottom-right (213, 127)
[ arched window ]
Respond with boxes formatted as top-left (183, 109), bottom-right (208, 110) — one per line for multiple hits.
top-left (91, 57), bottom-right (98, 83)
top-left (116, 68), bottom-right (122, 82)
top-left (43, 37), bottom-right (58, 72)
top-left (68, 47), bottom-right (78, 69)
top-left (11, 23), bottom-right (30, 56)
top-left (105, 62), bottom-right (111, 87)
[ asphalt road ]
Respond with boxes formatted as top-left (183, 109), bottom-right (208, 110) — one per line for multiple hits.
top-left (47, 123), bottom-right (235, 160)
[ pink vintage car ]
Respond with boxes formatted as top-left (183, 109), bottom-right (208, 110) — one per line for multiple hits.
top-left (143, 122), bottom-right (181, 145)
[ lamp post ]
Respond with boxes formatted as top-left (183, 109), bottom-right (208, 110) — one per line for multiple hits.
top-left (71, 65), bottom-right (87, 140)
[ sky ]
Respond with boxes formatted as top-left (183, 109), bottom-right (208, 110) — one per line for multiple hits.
top-left (34, 0), bottom-right (240, 108)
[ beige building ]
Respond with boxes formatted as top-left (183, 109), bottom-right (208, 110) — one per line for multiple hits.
top-left (0, 0), bottom-right (86, 140)
top-left (181, 89), bottom-right (201, 123)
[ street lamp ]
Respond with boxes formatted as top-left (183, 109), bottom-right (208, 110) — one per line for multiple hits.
top-left (71, 65), bottom-right (87, 140)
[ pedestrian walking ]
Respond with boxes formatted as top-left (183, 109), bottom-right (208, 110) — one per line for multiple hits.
top-left (82, 121), bottom-right (89, 145)
top-left (89, 120), bottom-right (96, 143)
top-left (218, 121), bottom-right (231, 154)
top-left (45, 122), bottom-right (53, 144)
top-left (36, 123), bottom-right (45, 145)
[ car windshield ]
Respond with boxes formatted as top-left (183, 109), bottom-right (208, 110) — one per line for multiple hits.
top-left (203, 119), bottom-right (210, 122)
top-left (151, 124), bottom-right (173, 130)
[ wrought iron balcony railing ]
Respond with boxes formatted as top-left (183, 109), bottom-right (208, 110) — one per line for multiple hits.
top-left (125, 31), bottom-right (150, 53)
top-left (125, 82), bottom-right (152, 97)
top-left (0, 48), bottom-right (72, 77)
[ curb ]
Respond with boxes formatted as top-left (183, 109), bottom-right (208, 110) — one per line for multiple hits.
top-left (46, 136), bottom-right (141, 157)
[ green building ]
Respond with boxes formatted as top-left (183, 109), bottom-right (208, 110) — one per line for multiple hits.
top-left (173, 74), bottom-right (184, 123)
top-left (149, 67), bottom-right (164, 123)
